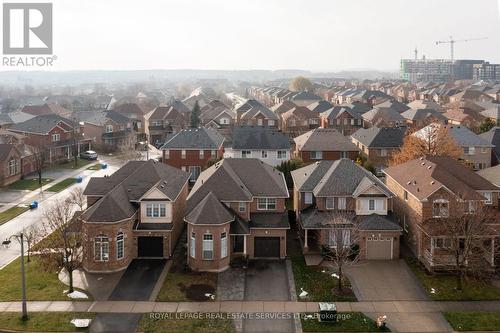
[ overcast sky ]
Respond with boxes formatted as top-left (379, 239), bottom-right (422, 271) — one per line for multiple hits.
top-left (7, 0), bottom-right (500, 71)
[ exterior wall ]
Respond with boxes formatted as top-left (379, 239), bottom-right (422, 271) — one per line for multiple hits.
top-left (83, 123), bottom-right (103, 145)
top-left (247, 228), bottom-right (287, 259)
top-left (296, 150), bottom-right (358, 164)
top-left (187, 222), bottom-right (231, 272)
top-left (249, 197), bottom-right (286, 213)
top-left (133, 230), bottom-right (171, 259)
top-left (351, 138), bottom-right (399, 170)
top-left (223, 148), bottom-right (291, 167)
top-left (225, 201), bottom-right (250, 220)
top-left (0, 149), bottom-right (22, 186)
top-left (162, 147), bottom-right (224, 171)
top-left (461, 147), bottom-right (492, 170)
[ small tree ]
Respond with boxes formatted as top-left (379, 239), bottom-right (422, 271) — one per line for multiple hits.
top-left (276, 158), bottom-right (304, 189)
top-left (31, 142), bottom-right (47, 189)
top-left (67, 187), bottom-right (86, 212)
top-left (321, 211), bottom-right (360, 292)
top-left (479, 118), bottom-right (495, 134)
top-left (41, 201), bottom-right (84, 293)
top-left (21, 225), bottom-right (40, 263)
top-left (190, 101), bottom-right (201, 128)
top-left (290, 76), bottom-right (314, 92)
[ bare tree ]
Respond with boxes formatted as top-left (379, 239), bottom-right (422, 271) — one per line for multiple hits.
top-left (30, 142), bottom-right (47, 189)
top-left (320, 211), bottom-right (360, 292)
top-left (115, 142), bottom-right (142, 162)
top-left (66, 187), bottom-right (86, 212)
top-left (23, 225), bottom-right (40, 263)
top-left (428, 203), bottom-right (499, 291)
top-left (41, 201), bottom-right (84, 293)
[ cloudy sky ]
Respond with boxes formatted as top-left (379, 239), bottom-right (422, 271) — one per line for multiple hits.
top-left (7, 0), bottom-right (500, 71)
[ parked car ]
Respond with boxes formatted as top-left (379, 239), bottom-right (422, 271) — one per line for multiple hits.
top-left (80, 150), bottom-right (98, 160)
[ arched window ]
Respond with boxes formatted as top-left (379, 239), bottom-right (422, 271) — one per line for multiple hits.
top-left (94, 235), bottom-right (109, 262)
top-left (116, 232), bottom-right (124, 260)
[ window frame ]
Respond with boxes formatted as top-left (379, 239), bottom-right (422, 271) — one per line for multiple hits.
top-left (202, 233), bottom-right (214, 260)
top-left (325, 197), bottom-right (334, 210)
top-left (221, 232), bottom-right (227, 258)
top-left (116, 232), bottom-right (124, 260)
top-left (304, 192), bottom-right (313, 205)
top-left (94, 235), bottom-right (109, 262)
top-left (257, 198), bottom-right (277, 210)
top-left (368, 199), bottom-right (375, 211)
top-left (432, 199), bottom-right (449, 218)
top-left (190, 232), bottom-right (196, 258)
top-left (310, 151), bottom-right (323, 160)
top-left (338, 197), bottom-right (347, 210)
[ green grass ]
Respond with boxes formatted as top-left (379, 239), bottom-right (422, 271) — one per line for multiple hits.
top-left (291, 256), bottom-right (357, 302)
top-left (405, 258), bottom-right (500, 301)
top-left (0, 312), bottom-right (95, 332)
top-left (156, 268), bottom-right (218, 302)
top-left (444, 312), bottom-right (500, 331)
top-left (0, 256), bottom-right (91, 301)
top-left (51, 158), bottom-right (93, 170)
top-left (86, 163), bottom-right (102, 170)
top-left (139, 313), bottom-right (234, 333)
top-left (301, 312), bottom-right (388, 332)
top-left (46, 178), bottom-right (78, 192)
top-left (0, 205), bottom-right (29, 225)
top-left (8, 178), bottom-right (53, 191)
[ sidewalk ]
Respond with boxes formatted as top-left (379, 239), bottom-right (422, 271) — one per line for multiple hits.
top-left (2, 300), bottom-right (500, 314)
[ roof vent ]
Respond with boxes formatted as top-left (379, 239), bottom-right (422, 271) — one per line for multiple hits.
top-left (419, 157), bottom-right (424, 160)
top-left (413, 180), bottom-right (417, 185)
top-left (421, 162), bottom-right (425, 166)
top-left (427, 166), bottom-right (432, 169)
top-left (407, 181), bottom-right (411, 185)
top-left (430, 181), bottom-right (435, 185)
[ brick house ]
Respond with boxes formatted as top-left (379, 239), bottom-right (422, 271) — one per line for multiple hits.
top-left (351, 127), bottom-right (407, 175)
top-left (293, 128), bottom-right (359, 163)
top-left (0, 144), bottom-right (22, 186)
top-left (185, 158), bottom-right (289, 272)
top-left (81, 160), bottom-right (190, 272)
top-left (384, 156), bottom-right (500, 271)
top-left (112, 103), bottom-right (148, 140)
top-left (479, 127), bottom-right (500, 166)
top-left (8, 114), bottom-right (92, 164)
top-left (291, 158), bottom-right (401, 261)
top-left (236, 99), bottom-right (279, 129)
top-left (400, 108), bottom-right (447, 128)
top-left (281, 106), bottom-right (320, 135)
top-left (362, 107), bottom-right (404, 128)
top-left (161, 127), bottom-right (225, 182)
top-left (320, 106), bottom-right (363, 136)
top-left (145, 106), bottom-right (188, 146)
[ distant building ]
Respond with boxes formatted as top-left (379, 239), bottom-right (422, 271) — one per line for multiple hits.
top-left (400, 59), bottom-right (487, 82)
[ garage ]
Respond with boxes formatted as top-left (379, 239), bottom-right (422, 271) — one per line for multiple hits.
top-left (254, 237), bottom-right (280, 258)
top-left (138, 237), bottom-right (164, 257)
top-left (366, 235), bottom-right (393, 260)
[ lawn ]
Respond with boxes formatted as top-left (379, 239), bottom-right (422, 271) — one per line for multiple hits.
top-left (291, 255), bottom-right (357, 302)
top-left (46, 178), bottom-right (78, 192)
top-left (0, 205), bottom-right (29, 225)
top-left (0, 312), bottom-right (95, 332)
top-left (139, 313), bottom-right (234, 333)
top-left (8, 178), bottom-right (53, 191)
top-left (0, 255), bottom-right (91, 301)
top-left (156, 264), bottom-right (218, 301)
top-left (444, 312), bottom-right (500, 331)
top-left (301, 312), bottom-right (388, 332)
top-left (52, 158), bottom-right (93, 170)
top-left (406, 258), bottom-right (500, 301)
top-left (86, 163), bottom-right (102, 170)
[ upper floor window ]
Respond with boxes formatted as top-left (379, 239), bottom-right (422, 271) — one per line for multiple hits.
top-left (106, 124), bottom-right (113, 133)
top-left (181, 150), bottom-right (186, 159)
top-left (203, 234), bottom-right (213, 260)
top-left (189, 166), bottom-right (201, 182)
top-left (289, 119), bottom-right (296, 127)
top-left (257, 198), bottom-right (277, 210)
top-left (304, 192), bottom-right (313, 205)
top-left (261, 150), bottom-right (268, 159)
top-left (338, 197), bottom-right (347, 210)
top-left (199, 150), bottom-right (204, 159)
top-left (151, 120), bottom-right (162, 126)
top-left (221, 232), bottom-right (228, 258)
top-left (164, 150), bottom-right (169, 159)
top-left (310, 151), bottom-right (322, 160)
top-left (220, 117), bottom-right (229, 125)
top-left (238, 202), bottom-right (246, 212)
top-left (116, 232), bottom-right (124, 260)
top-left (94, 235), bottom-right (109, 262)
top-left (463, 146), bottom-right (475, 155)
top-left (211, 150), bottom-right (216, 159)
top-left (482, 192), bottom-right (492, 205)
top-left (8, 159), bottom-right (18, 176)
top-left (432, 199), bottom-right (449, 218)
top-left (52, 133), bottom-right (60, 142)
top-left (190, 232), bottom-right (196, 258)
top-left (481, 147), bottom-right (488, 153)
top-left (326, 197), bottom-right (334, 210)
top-left (277, 150), bottom-right (287, 159)
top-left (268, 120), bottom-right (275, 126)
top-left (309, 119), bottom-right (319, 125)
top-left (379, 149), bottom-right (387, 157)
top-left (241, 150), bottom-right (251, 158)
top-left (146, 203), bottom-right (167, 218)
top-left (340, 151), bottom-right (348, 159)
top-left (368, 199), bottom-right (375, 211)
top-left (257, 118), bottom-right (263, 126)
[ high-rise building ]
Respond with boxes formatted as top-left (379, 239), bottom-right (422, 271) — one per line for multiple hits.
top-left (400, 59), bottom-right (493, 82)
top-left (473, 62), bottom-right (500, 81)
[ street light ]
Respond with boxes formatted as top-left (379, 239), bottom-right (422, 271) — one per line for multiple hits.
top-left (7, 232), bottom-right (28, 321)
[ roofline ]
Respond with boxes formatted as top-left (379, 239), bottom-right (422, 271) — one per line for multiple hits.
top-left (184, 217), bottom-right (235, 225)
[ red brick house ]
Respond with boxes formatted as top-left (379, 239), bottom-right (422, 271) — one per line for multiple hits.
top-left (291, 158), bottom-right (400, 261)
top-left (145, 106), bottom-right (188, 146)
top-left (320, 106), bottom-right (363, 136)
top-left (281, 106), bottom-right (320, 135)
top-left (81, 160), bottom-right (190, 272)
top-left (236, 99), bottom-right (279, 129)
top-left (161, 127), bottom-right (225, 182)
top-left (384, 156), bottom-right (500, 271)
top-left (185, 158), bottom-right (289, 272)
top-left (293, 128), bottom-right (359, 163)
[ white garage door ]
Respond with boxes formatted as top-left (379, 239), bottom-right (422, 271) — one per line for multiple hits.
top-left (366, 236), bottom-right (392, 260)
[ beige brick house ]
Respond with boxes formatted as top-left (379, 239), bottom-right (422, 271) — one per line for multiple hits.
top-left (185, 158), bottom-right (289, 272)
top-left (81, 160), bottom-right (190, 272)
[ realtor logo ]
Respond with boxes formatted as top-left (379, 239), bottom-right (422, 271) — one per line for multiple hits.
top-left (3, 3), bottom-right (52, 54)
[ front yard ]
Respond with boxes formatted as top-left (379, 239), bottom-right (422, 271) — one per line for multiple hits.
top-left (0, 255), bottom-right (90, 301)
top-left (8, 178), bottom-right (53, 191)
top-left (46, 178), bottom-right (78, 193)
top-left (139, 313), bottom-right (234, 333)
top-left (301, 312), bottom-right (388, 332)
top-left (406, 258), bottom-right (500, 300)
top-left (50, 159), bottom-right (94, 170)
top-left (444, 312), bottom-right (500, 331)
top-left (0, 205), bottom-right (29, 225)
top-left (291, 255), bottom-right (357, 302)
top-left (0, 312), bottom-right (95, 332)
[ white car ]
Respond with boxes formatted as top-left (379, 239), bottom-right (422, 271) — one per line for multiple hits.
top-left (80, 150), bottom-right (98, 160)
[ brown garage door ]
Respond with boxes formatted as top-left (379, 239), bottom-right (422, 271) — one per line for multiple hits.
top-left (366, 236), bottom-right (392, 260)
top-left (254, 237), bottom-right (280, 258)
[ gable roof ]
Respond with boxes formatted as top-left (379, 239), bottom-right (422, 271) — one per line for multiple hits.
top-left (362, 107), bottom-right (404, 124)
top-left (308, 100), bottom-right (333, 113)
top-left (270, 101), bottom-right (297, 115)
top-left (401, 108), bottom-right (447, 122)
top-left (230, 126), bottom-right (291, 150)
top-left (351, 127), bottom-right (406, 148)
top-left (0, 144), bottom-right (18, 162)
top-left (413, 124), bottom-right (493, 148)
top-left (21, 103), bottom-right (71, 117)
top-left (293, 128), bottom-right (358, 152)
top-left (374, 99), bottom-right (410, 113)
top-left (161, 127), bottom-right (225, 150)
top-left (384, 156), bottom-right (499, 201)
top-left (9, 114), bottom-right (75, 135)
top-left (290, 91), bottom-right (321, 101)
top-left (479, 127), bottom-right (500, 159)
top-left (185, 192), bottom-right (235, 225)
top-left (477, 165), bottom-right (500, 188)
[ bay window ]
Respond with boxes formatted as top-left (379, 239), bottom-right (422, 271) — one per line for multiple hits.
top-left (94, 235), bottom-right (109, 261)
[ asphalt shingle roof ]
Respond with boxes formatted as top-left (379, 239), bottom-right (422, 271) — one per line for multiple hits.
top-left (161, 127), bottom-right (225, 150)
top-left (230, 126), bottom-right (291, 150)
top-left (351, 127), bottom-right (406, 148)
top-left (293, 128), bottom-right (358, 152)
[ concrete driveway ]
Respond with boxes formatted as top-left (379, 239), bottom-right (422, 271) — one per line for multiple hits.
top-left (345, 260), bottom-right (428, 301)
top-left (243, 261), bottom-right (294, 333)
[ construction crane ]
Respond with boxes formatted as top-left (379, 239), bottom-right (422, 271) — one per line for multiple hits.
top-left (435, 36), bottom-right (487, 61)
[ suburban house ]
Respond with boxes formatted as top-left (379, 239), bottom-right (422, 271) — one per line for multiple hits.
top-left (8, 114), bottom-right (92, 164)
top-left (223, 126), bottom-right (292, 167)
top-left (199, 100), bottom-right (235, 129)
top-left (281, 106), bottom-right (320, 135)
top-left (144, 106), bottom-right (188, 146)
top-left (81, 160), bottom-right (190, 272)
top-left (161, 127), bottom-right (225, 182)
top-left (400, 108), bottom-right (447, 128)
top-left (112, 102), bottom-right (147, 139)
top-left (21, 103), bottom-right (72, 118)
top-left (413, 123), bottom-right (493, 170)
top-left (291, 158), bottom-right (401, 261)
top-left (185, 158), bottom-right (289, 272)
top-left (0, 130), bottom-right (36, 185)
top-left (351, 127), bottom-right (407, 175)
top-left (288, 91), bottom-right (322, 107)
top-left (293, 128), bottom-right (359, 163)
top-left (320, 106), bottom-right (363, 135)
top-left (362, 107), bottom-right (405, 128)
top-left (480, 105), bottom-right (500, 126)
top-left (77, 110), bottom-right (135, 150)
top-left (270, 101), bottom-right (297, 117)
top-left (308, 100), bottom-right (334, 114)
top-left (384, 156), bottom-right (500, 271)
top-left (479, 127), bottom-right (500, 165)
top-left (236, 100), bottom-right (279, 128)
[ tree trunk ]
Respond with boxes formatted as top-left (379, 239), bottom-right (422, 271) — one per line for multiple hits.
top-left (38, 170), bottom-right (42, 186)
top-left (456, 255), bottom-right (463, 291)
top-left (337, 265), bottom-right (343, 291)
top-left (68, 268), bottom-right (74, 293)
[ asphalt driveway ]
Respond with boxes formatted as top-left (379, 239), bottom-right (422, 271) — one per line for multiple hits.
top-left (243, 261), bottom-right (294, 333)
top-left (90, 259), bottom-right (166, 333)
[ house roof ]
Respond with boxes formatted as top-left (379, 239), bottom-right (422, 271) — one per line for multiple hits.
top-left (168, 99), bottom-right (191, 113)
top-left (401, 108), bottom-right (446, 122)
top-left (413, 124), bottom-right (493, 148)
top-left (373, 99), bottom-right (410, 113)
top-left (161, 127), bottom-right (225, 150)
top-left (308, 100), bottom-right (333, 113)
top-left (407, 100), bottom-right (444, 112)
top-left (358, 214), bottom-right (402, 231)
top-left (0, 144), bottom-right (17, 162)
top-left (351, 127), bottom-right (406, 148)
top-left (290, 91), bottom-right (321, 101)
top-left (185, 192), bottom-right (235, 225)
top-left (187, 158), bottom-right (288, 212)
top-left (384, 156), bottom-right (499, 202)
top-left (9, 114), bottom-right (75, 134)
top-left (477, 165), bottom-right (500, 187)
top-left (270, 101), bottom-right (297, 115)
top-left (479, 127), bottom-right (500, 159)
top-left (293, 128), bottom-right (358, 152)
top-left (282, 106), bottom-right (318, 121)
top-left (21, 103), bottom-right (71, 117)
top-left (230, 126), bottom-right (291, 150)
top-left (480, 105), bottom-right (500, 120)
top-left (362, 107), bottom-right (404, 125)
top-left (321, 106), bottom-right (362, 120)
